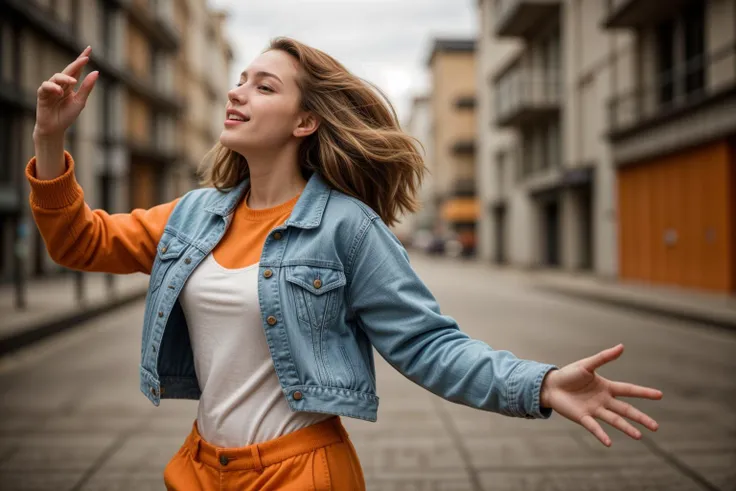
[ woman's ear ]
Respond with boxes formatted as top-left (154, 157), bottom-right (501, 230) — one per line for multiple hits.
top-left (294, 112), bottom-right (320, 138)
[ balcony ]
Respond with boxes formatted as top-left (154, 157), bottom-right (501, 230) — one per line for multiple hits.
top-left (608, 42), bottom-right (736, 163)
top-left (602, 0), bottom-right (690, 29)
top-left (494, 70), bottom-right (561, 128)
top-left (494, 0), bottom-right (561, 38)
top-left (451, 179), bottom-right (477, 198)
top-left (110, 0), bottom-right (180, 51)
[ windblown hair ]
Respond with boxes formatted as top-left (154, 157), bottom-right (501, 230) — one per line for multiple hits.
top-left (199, 37), bottom-right (426, 227)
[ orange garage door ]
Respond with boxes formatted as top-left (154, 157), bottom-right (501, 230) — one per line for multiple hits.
top-left (617, 140), bottom-right (735, 293)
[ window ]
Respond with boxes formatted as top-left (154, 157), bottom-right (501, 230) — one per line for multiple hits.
top-left (683, 1), bottom-right (705, 98)
top-left (656, 19), bottom-right (675, 106)
top-left (0, 108), bottom-right (15, 184)
top-left (496, 151), bottom-right (506, 196)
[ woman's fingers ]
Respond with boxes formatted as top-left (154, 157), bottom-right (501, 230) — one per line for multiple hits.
top-left (62, 56), bottom-right (89, 78)
top-left (580, 414), bottom-right (611, 447)
top-left (607, 398), bottom-right (659, 432)
top-left (610, 381), bottom-right (663, 400)
top-left (596, 407), bottom-right (641, 440)
top-left (73, 71), bottom-right (99, 105)
top-left (38, 81), bottom-right (63, 100)
top-left (579, 344), bottom-right (624, 373)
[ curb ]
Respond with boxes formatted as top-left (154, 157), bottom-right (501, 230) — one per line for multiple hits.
top-left (536, 285), bottom-right (736, 333)
top-left (0, 290), bottom-right (148, 356)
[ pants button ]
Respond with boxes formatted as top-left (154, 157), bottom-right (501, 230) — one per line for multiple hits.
top-left (219, 455), bottom-right (229, 466)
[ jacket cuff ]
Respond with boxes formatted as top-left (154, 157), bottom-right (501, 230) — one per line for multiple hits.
top-left (507, 361), bottom-right (558, 419)
top-left (26, 151), bottom-right (83, 210)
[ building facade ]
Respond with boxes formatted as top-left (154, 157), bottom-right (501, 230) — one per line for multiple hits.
top-left (478, 0), bottom-right (735, 293)
top-left (427, 39), bottom-right (479, 254)
top-left (393, 95), bottom-right (435, 245)
top-left (0, 0), bottom-right (231, 286)
top-left (604, 0), bottom-right (736, 293)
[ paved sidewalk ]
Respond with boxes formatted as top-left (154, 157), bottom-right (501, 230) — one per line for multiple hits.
top-left (528, 270), bottom-right (736, 331)
top-left (414, 252), bottom-right (736, 332)
top-left (0, 272), bottom-right (149, 355)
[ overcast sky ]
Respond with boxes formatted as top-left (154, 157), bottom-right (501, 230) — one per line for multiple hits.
top-left (207, 0), bottom-right (477, 122)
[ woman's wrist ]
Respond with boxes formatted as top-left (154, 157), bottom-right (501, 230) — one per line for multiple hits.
top-left (540, 368), bottom-right (558, 409)
top-left (33, 132), bottom-right (66, 181)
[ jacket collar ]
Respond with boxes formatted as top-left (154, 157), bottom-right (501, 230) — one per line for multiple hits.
top-left (204, 172), bottom-right (330, 230)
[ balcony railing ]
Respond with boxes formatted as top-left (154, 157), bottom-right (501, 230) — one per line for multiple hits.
top-left (602, 0), bottom-right (690, 29)
top-left (608, 42), bottom-right (736, 136)
top-left (494, 0), bottom-right (561, 38)
top-left (495, 72), bottom-right (561, 127)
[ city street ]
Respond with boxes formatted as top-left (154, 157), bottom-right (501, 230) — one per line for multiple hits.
top-left (0, 254), bottom-right (734, 491)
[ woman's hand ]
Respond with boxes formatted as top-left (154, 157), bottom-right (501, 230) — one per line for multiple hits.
top-left (539, 344), bottom-right (663, 447)
top-left (33, 46), bottom-right (98, 140)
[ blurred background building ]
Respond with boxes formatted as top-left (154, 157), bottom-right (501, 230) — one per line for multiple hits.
top-left (0, 0), bottom-right (232, 286)
top-left (429, 39), bottom-right (479, 257)
top-left (400, 0), bottom-right (736, 294)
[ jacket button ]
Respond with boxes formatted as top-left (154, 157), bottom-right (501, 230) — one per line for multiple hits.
top-left (263, 269), bottom-right (273, 278)
top-left (313, 279), bottom-right (322, 289)
top-left (267, 316), bottom-right (277, 326)
top-left (293, 391), bottom-right (303, 401)
top-left (158, 311), bottom-right (164, 318)
top-left (160, 246), bottom-right (167, 253)
top-left (273, 232), bottom-right (282, 240)
top-left (150, 387), bottom-right (157, 397)
top-left (184, 258), bottom-right (191, 265)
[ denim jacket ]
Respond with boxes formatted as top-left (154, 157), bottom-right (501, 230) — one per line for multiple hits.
top-left (140, 172), bottom-right (557, 422)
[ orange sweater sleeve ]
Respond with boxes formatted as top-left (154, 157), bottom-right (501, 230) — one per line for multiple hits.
top-left (26, 151), bottom-right (178, 275)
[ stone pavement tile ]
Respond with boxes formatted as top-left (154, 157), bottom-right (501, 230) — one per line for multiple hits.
top-left (0, 414), bottom-right (47, 435)
top-left (345, 409), bottom-right (448, 438)
top-left (478, 465), bottom-right (703, 491)
top-left (352, 437), bottom-right (465, 472)
top-left (643, 420), bottom-right (736, 453)
top-left (93, 434), bottom-right (184, 472)
top-left (39, 415), bottom-right (145, 434)
top-left (464, 434), bottom-right (663, 470)
top-left (443, 406), bottom-right (577, 437)
top-left (70, 392), bottom-right (158, 418)
top-left (79, 471), bottom-right (166, 491)
top-left (0, 471), bottom-right (82, 491)
top-left (0, 434), bottom-right (116, 472)
top-left (674, 451), bottom-right (736, 491)
top-left (364, 471), bottom-right (474, 491)
top-left (0, 386), bottom-right (78, 414)
top-left (632, 397), bottom-right (736, 428)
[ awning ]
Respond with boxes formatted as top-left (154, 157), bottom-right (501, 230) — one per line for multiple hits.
top-left (441, 198), bottom-right (480, 223)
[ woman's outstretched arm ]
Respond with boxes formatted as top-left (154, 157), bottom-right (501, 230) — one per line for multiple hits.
top-left (347, 216), bottom-right (662, 446)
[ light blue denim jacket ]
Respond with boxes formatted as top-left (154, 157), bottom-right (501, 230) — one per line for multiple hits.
top-left (140, 171), bottom-right (557, 422)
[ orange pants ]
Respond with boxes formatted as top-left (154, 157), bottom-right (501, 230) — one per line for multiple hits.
top-left (164, 416), bottom-right (365, 490)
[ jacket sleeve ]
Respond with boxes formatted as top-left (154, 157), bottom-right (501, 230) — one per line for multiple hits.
top-left (346, 216), bottom-right (557, 419)
top-left (26, 151), bottom-right (179, 275)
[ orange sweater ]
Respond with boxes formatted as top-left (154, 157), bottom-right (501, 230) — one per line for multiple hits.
top-left (26, 151), bottom-right (298, 274)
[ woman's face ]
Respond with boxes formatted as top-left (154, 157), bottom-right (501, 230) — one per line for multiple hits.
top-left (220, 50), bottom-right (312, 155)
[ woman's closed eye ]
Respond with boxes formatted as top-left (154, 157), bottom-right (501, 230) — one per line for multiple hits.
top-left (234, 82), bottom-right (273, 93)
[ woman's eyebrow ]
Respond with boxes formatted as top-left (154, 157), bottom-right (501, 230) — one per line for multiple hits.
top-left (239, 70), bottom-right (283, 85)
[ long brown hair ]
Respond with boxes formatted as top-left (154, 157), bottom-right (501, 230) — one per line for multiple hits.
top-left (199, 37), bottom-right (426, 227)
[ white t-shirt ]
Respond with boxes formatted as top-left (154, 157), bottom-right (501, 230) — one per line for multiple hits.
top-left (179, 253), bottom-right (331, 448)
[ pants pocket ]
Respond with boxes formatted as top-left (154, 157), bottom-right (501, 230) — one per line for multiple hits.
top-left (312, 447), bottom-right (332, 491)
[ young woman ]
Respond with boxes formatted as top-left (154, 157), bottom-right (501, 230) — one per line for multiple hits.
top-left (28, 40), bottom-right (662, 490)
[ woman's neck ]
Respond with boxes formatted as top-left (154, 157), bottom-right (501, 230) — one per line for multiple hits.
top-left (244, 152), bottom-right (307, 209)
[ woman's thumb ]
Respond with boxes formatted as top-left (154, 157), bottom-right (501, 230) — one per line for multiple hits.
top-left (74, 71), bottom-right (99, 106)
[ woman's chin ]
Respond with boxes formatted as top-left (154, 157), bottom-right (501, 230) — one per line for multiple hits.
top-left (219, 132), bottom-right (248, 153)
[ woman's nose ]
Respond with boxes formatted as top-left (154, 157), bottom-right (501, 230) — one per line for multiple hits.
top-left (227, 87), bottom-right (245, 105)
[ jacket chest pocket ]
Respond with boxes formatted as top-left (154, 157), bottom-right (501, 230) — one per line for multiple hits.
top-left (285, 265), bottom-right (346, 329)
top-left (150, 233), bottom-right (189, 292)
